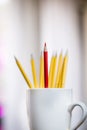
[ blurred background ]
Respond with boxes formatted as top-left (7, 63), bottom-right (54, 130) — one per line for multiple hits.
top-left (0, 0), bottom-right (87, 130)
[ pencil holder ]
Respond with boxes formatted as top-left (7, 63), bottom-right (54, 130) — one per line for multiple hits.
top-left (26, 88), bottom-right (87, 130)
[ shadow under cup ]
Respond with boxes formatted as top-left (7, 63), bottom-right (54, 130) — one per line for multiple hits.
top-left (26, 89), bottom-right (87, 130)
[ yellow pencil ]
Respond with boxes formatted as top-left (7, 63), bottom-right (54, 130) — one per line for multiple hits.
top-left (61, 51), bottom-right (68, 88)
top-left (55, 52), bottom-right (63, 88)
top-left (14, 56), bottom-right (32, 88)
top-left (48, 54), bottom-right (54, 88)
top-left (39, 52), bottom-right (44, 88)
top-left (31, 54), bottom-right (38, 88)
top-left (51, 53), bottom-right (57, 88)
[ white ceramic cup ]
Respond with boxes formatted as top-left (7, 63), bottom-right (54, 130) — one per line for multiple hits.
top-left (26, 89), bottom-right (87, 130)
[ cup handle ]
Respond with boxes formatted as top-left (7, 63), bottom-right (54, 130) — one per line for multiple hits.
top-left (68, 102), bottom-right (87, 130)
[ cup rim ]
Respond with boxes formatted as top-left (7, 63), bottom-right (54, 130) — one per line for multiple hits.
top-left (27, 88), bottom-right (72, 91)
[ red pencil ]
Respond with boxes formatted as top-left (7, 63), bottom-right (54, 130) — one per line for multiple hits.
top-left (44, 43), bottom-right (48, 88)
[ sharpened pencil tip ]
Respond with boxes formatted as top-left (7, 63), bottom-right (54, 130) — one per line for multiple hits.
top-left (44, 42), bottom-right (46, 47)
top-left (65, 50), bottom-right (68, 56)
top-left (44, 42), bottom-right (47, 51)
top-left (40, 51), bottom-right (43, 57)
top-left (55, 52), bottom-right (57, 57)
top-left (14, 56), bottom-right (17, 61)
top-left (31, 54), bottom-right (33, 59)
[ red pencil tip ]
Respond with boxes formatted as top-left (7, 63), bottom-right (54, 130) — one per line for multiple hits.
top-left (44, 43), bottom-right (47, 51)
top-left (44, 43), bottom-right (46, 47)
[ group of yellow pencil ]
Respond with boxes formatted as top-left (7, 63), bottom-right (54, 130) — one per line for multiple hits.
top-left (15, 44), bottom-right (68, 89)
top-left (48, 51), bottom-right (68, 88)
